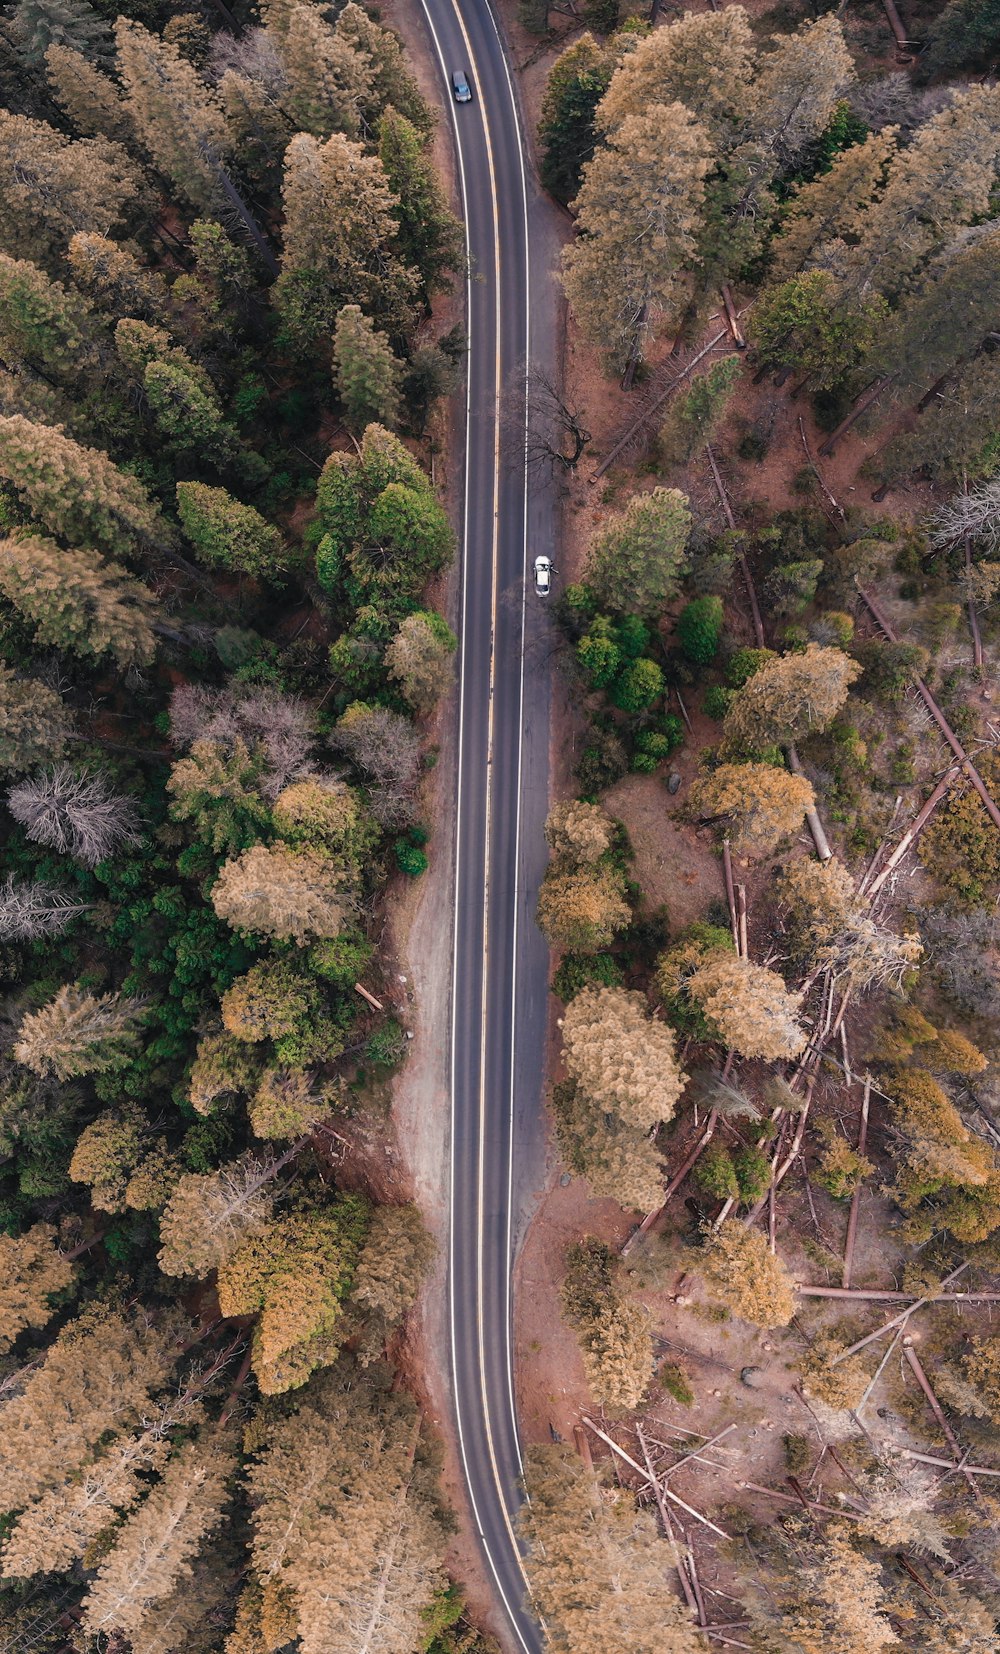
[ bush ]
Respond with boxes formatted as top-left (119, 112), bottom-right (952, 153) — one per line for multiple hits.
top-left (395, 839), bottom-right (429, 876)
top-left (733, 1146), bottom-right (771, 1204)
top-left (552, 951), bottom-right (624, 1001)
top-left (726, 647), bottom-right (775, 687)
top-left (658, 1360), bottom-right (694, 1405)
top-left (610, 657), bottom-right (664, 712)
top-left (703, 685), bottom-right (733, 721)
top-left (694, 1144), bottom-right (740, 1200)
top-left (677, 595), bottom-right (724, 666)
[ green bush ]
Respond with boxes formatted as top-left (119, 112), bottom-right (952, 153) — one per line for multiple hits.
top-left (733, 1146), bottom-right (771, 1204)
top-left (703, 685), bottom-right (733, 721)
top-left (610, 656), bottom-right (664, 712)
top-left (552, 951), bottom-right (624, 1001)
top-left (694, 1145), bottom-right (740, 1200)
top-left (395, 839), bottom-right (429, 876)
top-left (726, 646), bottom-right (776, 687)
top-left (658, 1360), bottom-right (694, 1405)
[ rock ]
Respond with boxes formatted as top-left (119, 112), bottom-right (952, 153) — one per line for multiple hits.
top-left (560, 1172), bottom-right (572, 1187)
top-left (741, 1365), bottom-right (765, 1388)
top-left (667, 771), bottom-right (682, 794)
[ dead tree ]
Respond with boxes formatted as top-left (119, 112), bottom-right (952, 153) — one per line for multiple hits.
top-left (516, 364), bottom-right (591, 475)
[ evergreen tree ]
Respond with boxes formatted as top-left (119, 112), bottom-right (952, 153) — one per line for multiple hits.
top-left (552, 1078), bottom-right (665, 1211)
top-left (250, 1065), bottom-right (334, 1140)
top-left (14, 983), bottom-right (145, 1080)
top-left (698, 1221), bottom-right (796, 1326)
top-left (67, 1105), bottom-right (147, 1212)
top-left (519, 1445), bottom-right (703, 1654)
top-left (0, 413), bottom-right (175, 558)
top-left (768, 129), bottom-right (898, 282)
top-left (157, 1151), bottom-right (283, 1279)
top-left (561, 1238), bottom-right (653, 1411)
top-left (385, 608), bottom-right (456, 712)
top-left (336, 1), bottom-right (432, 134)
top-left (333, 304), bottom-right (402, 431)
top-left (0, 251), bottom-right (98, 384)
top-left (144, 359), bottom-right (242, 464)
top-left (877, 221), bottom-right (1000, 405)
top-left (0, 1307), bottom-right (179, 1510)
top-left (0, 110), bottom-right (143, 268)
top-left (0, 1222), bottom-right (75, 1353)
top-left (351, 1203), bottom-right (435, 1325)
top-left (689, 761), bottom-right (815, 854)
top-left (750, 269), bottom-right (887, 391)
top-left (80, 1437), bottom-right (235, 1645)
top-left (687, 953), bottom-right (806, 1060)
top-left (921, 0), bottom-right (1000, 77)
top-left (66, 231), bottom-right (170, 324)
top-left (538, 33), bottom-right (614, 204)
top-left (545, 798), bottom-right (615, 865)
top-left (536, 865), bottom-right (630, 952)
top-left (723, 643), bottom-right (860, 751)
top-left (9, 0), bottom-right (111, 65)
top-left (879, 350), bottom-right (1000, 484)
top-left (561, 101), bottom-right (713, 367)
top-left (752, 15), bottom-right (855, 166)
top-left (217, 1196), bottom-right (368, 1394)
top-left (44, 42), bottom-right (131, 141)
top-left (168, 739), bottom-right (271, 855)
top-left (277, 132), bottom-right (419, 352)
top-left (597, 8), bottom-right (757, 144)
top-left (377, 110), bottom-right (464, 295)
top-left (0, 533), bottom-right (159, 667)
top-left (584, 487), bottom-right (691, 615)
top-left (273, 775), bottom-right (375, 872)
top-left (659, 355), bottom-right (741, 465)
top-left (175, 480), bottom-right (287, 579)
top-left (283, 4), bottom-right (372, 140)
top-left (0, 664), bottom-right (69, 771)
top-left (561, 985), bottom-right (687, 1132)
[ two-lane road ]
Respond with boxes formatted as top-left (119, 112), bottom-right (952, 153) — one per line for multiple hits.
top-left (410, 0), bottom-right (556, 1648)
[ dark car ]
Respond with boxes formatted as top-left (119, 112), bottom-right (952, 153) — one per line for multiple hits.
top-left (451, 69), bottom-right (473, 103)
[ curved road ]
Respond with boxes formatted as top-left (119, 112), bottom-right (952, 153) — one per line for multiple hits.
top-left (410, 1), bottom-right (556, 1649)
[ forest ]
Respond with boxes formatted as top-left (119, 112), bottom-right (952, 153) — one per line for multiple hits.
top-left (518, 0), bottom-right (1000, 1649)
top-left (0, 0), bottom-right (488, 1649)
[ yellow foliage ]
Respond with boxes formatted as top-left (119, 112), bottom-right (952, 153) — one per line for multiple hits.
top-left (698, 1221), bottom-right (796, 1327)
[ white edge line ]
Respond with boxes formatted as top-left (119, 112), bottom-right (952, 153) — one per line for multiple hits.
top-left (410, 4), bottom-right (537, 1651)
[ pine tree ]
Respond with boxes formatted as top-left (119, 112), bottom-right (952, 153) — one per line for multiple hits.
top-left (723, 643), bottom-right (860, 751)
top-left (80, 1437), bottom-right (234, 1645)
top-left (167, 739), bottom-right (271, 855)
top-left (44, 42), bottom-right (130, 140)
top-left (0, 110), bottom-right (143, 268)
top-left (0, 1222), bottom-right (75, 1353)
top-left (315, 422), bottom-right (453, 599)
top-left (157, 1151), bottom-right (282, 1278)
top-left (538, 33), bottom-right (615, 204)
top-left (597, 8), bottom-right (757, 144)
top-left (698, 1221), bottom-right (796, 1326)
top-left (768, 129), bottom-right (898, 282)
top-left (333, 304), bottom-right (402, 431)
top-left (921, 0), bottom-right (1000, 76)
top-left (551, 1078), bottom-right (665, 1211)
top-left (0, 413), bottom-right (174, 557)
top-left (832, 85), bottom-right (1000, 301)
top-left (746, 1529), bottom-right (900, 1652)
top-left (250, 1065), bottom-right (335, 1140)
top-left (561, 1238), bottom-right (653, 1411)
top-left (688, 761), bottom-right (815, 854)
top-left (584, 487), bottom-right (691, 615)
top-left (0, 1306), bottom-right (179, 1511)
top-left (66, 231), bottom-right (169, 324)
top-left (245, 1358), bottom-right (448, 1654)
top-left (277, 132), bottom-right (419, 352)
top-left (217, 1195), bottom-right (368, 1394)
top-left (351, 1202), bottom-right (435, 1323)
top-left (561, 985), bottom-right (687, 1132)
top-left (175, 480), bottom-right (286, 579)
top-left (377, 110), bottom-right (464, 295)
top-left (67, 1105), bottom-right (146, 1212)
top-left (283, 4), bottom-right (372, 140)
top-left (752, 15), bottom-right (855, 166)
top-left (144, 360), bottom-right (242, 463)
top-left (536, 865), bottom-right (630, 952)
top-left (187, 1029), bottom-right (262, 1115)
top-left (221, 958), bottom-right (343, 1064)
top-left (336, 2), bottom-right (432, 134)
top-left (385, 609), bottom-right (456, 712)
top-left (880, 350), bottom-right (1000, 485)
top-left (14, 983), bottom-right (145, 1080)
top-left (561, 102), bottom-right (713, 367)
top-left (9, 0), bottom-right (111, 65)
top-left (0, 533), bottom-right (159, 667)
top-left (659, 356), bottom-right (741, 466)
top-left (212, 843), bottom-right (353, 945)
top-left (8, 764), bottom-right (142, 866)
top-left (544, 798), bottom-right (615, 866)
top-left (0, 666), bottom-right (68, 772)
top-left (687, 953), bottom-right (806, 1060)
top-left (749, 269), bottom-right (887, 391)
top-left (0, 250), bottom-right (98, 383)
top-left (877, 221), bottom-right (1000, 405)
top-left (519, 1445), bottom-right (703, 1654)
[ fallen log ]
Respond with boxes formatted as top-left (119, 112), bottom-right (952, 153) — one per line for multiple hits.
top-left (900, 1449), bottom-right (1000, 1478)
top-left (842, 1073), bottom-right (871, 1289)
top-left (798, 1287), bottom-right (1000, 1303)
top-left (863, 766), bottom-right (960, 901)
top-left (582, 1418), bottom-right (731, 1538)
top-left (589, 328), bottom-right (732, 483)
top-left (902, 1342), bottom-right (981, 1504)
top-left (828, 1261), bottom-right (970, 1363)
top-left (818, 376), bottom-right (894, 457)
top-left (636, 1423), bottom-right (701, 1619)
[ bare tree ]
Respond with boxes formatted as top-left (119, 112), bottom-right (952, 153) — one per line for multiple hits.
top-left (511, 364), bottom-right (591, 476)
top-left (7, 766), bottom-right (142, 868)
top-left (168, 685), bottom-right (313, 800)
top-left (330, 703), bottom-right (422, 827)
top-left (927, 478), bottom-right (1000, 553)
top-left (0, 874), bottom-right (90, 941)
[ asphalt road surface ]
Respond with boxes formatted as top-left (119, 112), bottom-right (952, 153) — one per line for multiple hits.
top-left (410, 1), bottom-right (557, 1648)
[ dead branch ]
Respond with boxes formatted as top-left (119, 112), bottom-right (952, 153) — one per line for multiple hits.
top-left (827, 1261), bottom-right (971, 1363)
top-left (720, 286), bottom-right (746, 349)
top-left (574, 1423), bottom-right (595, 1472)
top-left (862, 766), bottom-right (960, 900)
top-left (722, 839), bottom-right (739, 951)
top-left (621, 1108), bottom-right (721, 1255)
top-left (589, 329), bottom-right (733, 483)
top-left (798, 416), bottom-right (844, 519)
top-left (705, 444), bottom-right (766, 649)
top-left (787, 743), bottom-right (834, 862)
top-left (636, 1423), bottom-right (701, 1619)
top-left (354, 981), bottom-right (385, 1011)
top-left (901, 1341), bottom-right (982, 1504)
top-left (740, 1481), bottom-right (864, 1521)
top-left (798, 1287), bottom-right (1000, 1303)
top-left (736, 884), bottom-right (748, 961)
top-left (900, 1449), bottom-right (1000, 1478)
top-left (842, 1073), bottom-right (871, 1288)
top-left (817, 376), bottom-right (894, 457)
top-left (582, 1418), bottom-right (731, 1538)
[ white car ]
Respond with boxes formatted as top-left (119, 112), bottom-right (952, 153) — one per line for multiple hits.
top-left (533, 554), bottom-right (553, 597)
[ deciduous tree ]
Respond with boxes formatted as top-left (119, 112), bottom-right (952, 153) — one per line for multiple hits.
top-left (544, 798), bottom-right (615, 866)
top-left (385, 609), bottom-right (456, 713)
top-left (221, 958), bottom-right (343, 1065)
top-left (315, 423), bottom-right (454, 603)
top-left (584, 487), bottom-right (691, 615)
top-left (167, 739), bottom-right (270, 855)
top-left (331, 700), bottom-right (423, 827)
top-left (273, 774), bottom-right (376, 872)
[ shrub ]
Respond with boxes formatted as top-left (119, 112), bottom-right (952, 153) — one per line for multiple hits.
top-left (677, 595), bottom-right (724, 666)
top-left (693, 1145), bottom-right (739, 1200)
top-left (703, 685), bottom-right (733, 720)
top-left (552, 951), bottom-right (624, 1001)
top-left (610, 657), bottom-right (664, 712)
top-left (395, 839), bottom-right (428, 876)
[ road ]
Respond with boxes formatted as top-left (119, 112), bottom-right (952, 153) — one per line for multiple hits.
top-left (410, 0), bottom-right (557, 1648)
